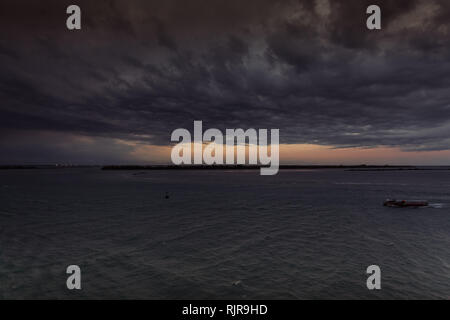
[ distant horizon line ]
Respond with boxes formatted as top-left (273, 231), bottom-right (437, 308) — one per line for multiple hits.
top-left (1, 164), bottom-right (450, 171)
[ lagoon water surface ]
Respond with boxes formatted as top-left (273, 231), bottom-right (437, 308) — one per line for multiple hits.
top-left (0, 168), bottom-right (449, 299)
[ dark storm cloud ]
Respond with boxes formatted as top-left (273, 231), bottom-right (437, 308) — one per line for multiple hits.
top-left (1, 0), bottom-right (450, 159)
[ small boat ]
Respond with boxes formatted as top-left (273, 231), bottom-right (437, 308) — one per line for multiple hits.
top-left (383, 199), bottom-right (428, 207)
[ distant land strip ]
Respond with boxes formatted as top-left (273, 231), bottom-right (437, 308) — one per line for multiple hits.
top-left (101, 165), bottom-right (427, 171)
top-left (1, 165), bottom-right (450, 171)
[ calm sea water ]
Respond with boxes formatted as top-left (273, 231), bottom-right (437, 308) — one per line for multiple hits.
top-left (0, 168), bottom-right (449, 299)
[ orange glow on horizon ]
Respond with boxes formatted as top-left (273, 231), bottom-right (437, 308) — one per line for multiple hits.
top-left (122, 140), bottom-right (450, 166)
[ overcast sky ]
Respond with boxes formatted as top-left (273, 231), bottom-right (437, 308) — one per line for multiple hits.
top-left (1, 0), bottom-right (450, 164)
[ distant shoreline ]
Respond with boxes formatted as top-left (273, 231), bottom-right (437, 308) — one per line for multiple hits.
top-left (101, 165), bottom-right (413, 171)
top-left (101, 165), bottom-right (450, 171)
top-left (1, 165), bottom-right (450, 171)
